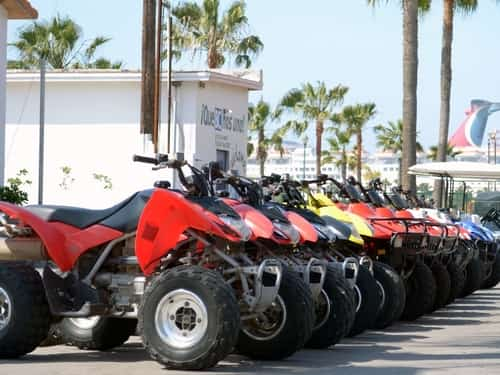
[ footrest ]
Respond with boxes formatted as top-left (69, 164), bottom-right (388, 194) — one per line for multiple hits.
top-left (42, 266), bottom-right (106, 317)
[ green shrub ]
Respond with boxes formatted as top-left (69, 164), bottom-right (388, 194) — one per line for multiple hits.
top-left (0, 169), bottom-right (31, 205)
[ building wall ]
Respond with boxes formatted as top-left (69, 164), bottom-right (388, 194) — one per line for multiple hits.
top-left (6, 76), bottom-right (250, 207)
top-left (0, 6), bottom-right (7, 185)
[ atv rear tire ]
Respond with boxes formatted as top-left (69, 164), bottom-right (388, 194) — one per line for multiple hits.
top-left (428, 262), bottom-right (451, 312)
top-left (59, 317), bottom-right (137, 351)
top-left (372, 261), bottom-right (406, 329)
top-left (447, 261), bottom-right (466, 304)
top-left (348, 265), bottom-right (381, 337)
top-left (481, 253), bottom-right (500, 289)
top-left (401, 262), bottom-right (436, 321)
top-left (306, 265), bottom-right (353, 349)
top-left (140, 266), bottom-right (239, 370)
top-left (0, 263), bottom-right (51, 358)
top-left (238, 267), bottom-right (314, 360)
top-left (460, 257), bottom-right (483, 297)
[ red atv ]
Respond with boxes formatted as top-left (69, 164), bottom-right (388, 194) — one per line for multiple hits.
top-left (168, 160), bottom-right (315, 360)
top-left (329, 176), bottom-right (436, 321)
top-left (0, 155), bottom-right (292, 370)
top-left (360, 179), bottom-right (464, 310)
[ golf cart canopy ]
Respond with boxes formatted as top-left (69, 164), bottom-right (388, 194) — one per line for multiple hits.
top-left (408, 162), bottom-right (500, 180)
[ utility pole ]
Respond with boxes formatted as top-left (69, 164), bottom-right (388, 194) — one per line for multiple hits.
top-left (38, 58), bottom-right (46, 204)
top-left (166, 3), bottom-right (173, 154)
top-left (303, 135), bottom-right (308, 179)
top-left (153, 0), bottom-right (163, 153)
top-left (140, 0), bottom-right (158, 151)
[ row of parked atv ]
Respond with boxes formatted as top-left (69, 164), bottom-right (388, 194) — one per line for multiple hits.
top-left (0, 155), bottom-right (498, 370)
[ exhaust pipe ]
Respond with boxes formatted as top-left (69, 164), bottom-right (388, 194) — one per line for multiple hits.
top-left (0, 237), bottom-right (47, 261)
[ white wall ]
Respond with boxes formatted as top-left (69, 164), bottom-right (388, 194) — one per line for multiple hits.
top-left (6, 80), bottom-right (167, 207)
top-left (0, 6), bottom-right (7, 185)
top-left (6, 75), bottom-right (250, 208)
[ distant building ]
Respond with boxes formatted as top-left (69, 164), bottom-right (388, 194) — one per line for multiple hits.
top-left (247, 140), bottom-right (492, 193)
top-left (247, 141), bottom-right (345, 181)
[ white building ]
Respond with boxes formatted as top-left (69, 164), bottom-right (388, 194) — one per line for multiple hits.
top-left (0, 0), bottom-right (37, 185)
top-left (247, 141), bottom-right (345, 181)
top-left (5, 70), bottom-right (262, 207)
top-left (248, 142), bottom-right (493, 194)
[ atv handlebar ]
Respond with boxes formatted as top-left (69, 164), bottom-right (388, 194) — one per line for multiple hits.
top-left (133, 154), bottom-right (169, 165)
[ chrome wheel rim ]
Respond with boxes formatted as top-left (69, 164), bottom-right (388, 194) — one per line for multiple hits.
top-left (0, 286), bottom-right (12, 331)
top-left (68, 316), bottom-right (101, 330)
top-left (375, 280), bottom-right (386, 313)
top-left (242, 295), bottom-right (287, 341)
top-left (314, 289), bottom-right (331, 330)
top-left (354, 285), bottom-right (362, 313)
top-left (154, 289), bottom-right (208, 349)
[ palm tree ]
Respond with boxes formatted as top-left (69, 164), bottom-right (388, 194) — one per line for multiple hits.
top-left (363, 165), bottom-right (382, 183)
top-left (322, 128), bottom-right (353, 181)
top-left (435, 0), bottom-right (478, 206)
top-left (9, 15), bottom-right (112, 69)
top-left (337, 103), bottom-right (376, 182)
top-left (274, 82), bottom-right (349, 177)
top-left (348, 103), bottom-right (376, 181)
top-left (172, 0), bottom-right (263, 68)
top-left (248, 100), bottom-right (284, 177)
top-left (367, 0), bottom-right (430, 191)
top-left (437, 0), bottom-right (478, 163)
top-left (374, 119), bottom-right (423, 183)
top-left (428, 144), bottom-right (462, 161)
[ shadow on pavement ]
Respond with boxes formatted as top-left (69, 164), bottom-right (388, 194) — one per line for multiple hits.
top-left (1, 288), bottom-right (498, 374)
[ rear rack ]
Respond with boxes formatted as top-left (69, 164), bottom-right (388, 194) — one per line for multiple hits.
top-left (368, 217), bottom-right (459, 255)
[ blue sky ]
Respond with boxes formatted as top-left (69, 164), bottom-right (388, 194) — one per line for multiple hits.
top-left (6, 0), bottom-right (500, 151)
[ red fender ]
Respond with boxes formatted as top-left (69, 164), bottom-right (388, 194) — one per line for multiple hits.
top-left (0, 202), bottom-right (123, 271)
top-left (228, 202), bottom-right (274, 241)
top-left (283, 211), bottom-right (318, 244)
top-left (136, 189), bottom-right (232, 275)
top-left (375, 207), bottom-right (395, 218)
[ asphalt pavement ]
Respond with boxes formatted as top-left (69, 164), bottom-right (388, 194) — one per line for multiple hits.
top-left (2, 287), bottom-right (500, 375)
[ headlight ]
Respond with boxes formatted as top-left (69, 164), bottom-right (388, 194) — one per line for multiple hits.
top-left (312, 223), bottom-right (336, 241)
top-left (365, 222), bottom-right (375, 236)
top-left (345, 222), bottom-right (362, 240)
top-left (274, 221), bottom-right (300, 244)
top-left (327, 225), bottom-right (346, 240)
top-left (219, 214), bottom-right (252, 241)
top-left (460, 232), bottom-right (471, 240)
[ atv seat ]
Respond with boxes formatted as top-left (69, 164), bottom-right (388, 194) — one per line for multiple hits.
top-left (26, 190), bottom-right (153, 232)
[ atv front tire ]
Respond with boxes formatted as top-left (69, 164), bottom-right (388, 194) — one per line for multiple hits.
top-left (481, 253), bottom-right (500, 289)
top-left (447, 261), bottom-right (465, 304)
top-left (306, 265), bottom-right (353, 349)
top-left (140, 266), bottom-right (239, 370)
top-left (429, 262), bottom-right (451, 312)
top-left (0, 263), bottom-right (51, 358)
top-left (237, 267), bottom-right (314, 360)
top-left (373, 261), bottom-right (406, 329)
top-left (401, 261), bottom-right (436, 321)
top-left (460, 257), bottom-right (484, 297)
top-left (348, 265), bottom-right (381, 337)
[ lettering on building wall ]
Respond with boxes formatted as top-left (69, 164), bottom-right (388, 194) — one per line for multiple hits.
top-left (200, 104), bottom-right (245, 133)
